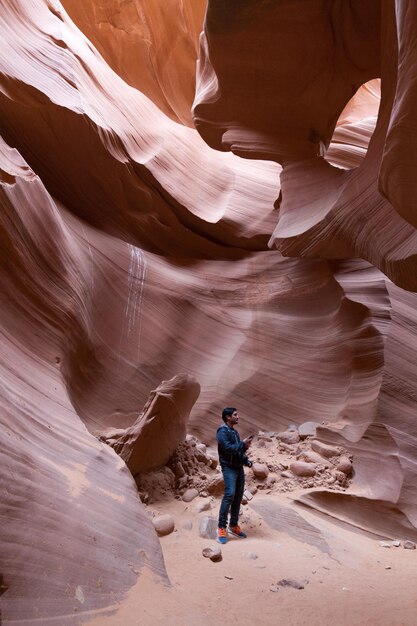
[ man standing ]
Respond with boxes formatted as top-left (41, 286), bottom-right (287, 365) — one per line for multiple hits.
top-left (216, 407), bottom-right (253, 544)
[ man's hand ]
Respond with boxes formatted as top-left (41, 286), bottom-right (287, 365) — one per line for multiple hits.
top-left (243, 435), bottom-right (253, 448)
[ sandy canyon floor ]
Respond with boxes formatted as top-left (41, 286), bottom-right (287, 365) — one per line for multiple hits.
top-left (86, 434), bottom-right (417, 626)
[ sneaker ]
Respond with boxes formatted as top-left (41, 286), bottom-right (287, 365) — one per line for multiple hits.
top-left (217, 527), bottom-right (228, 544)
top-left (228, 525), bottom-right (247, 538)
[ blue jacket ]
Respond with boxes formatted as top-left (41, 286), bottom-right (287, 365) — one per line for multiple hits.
top-left (216, 424), bottom-right (252, 469)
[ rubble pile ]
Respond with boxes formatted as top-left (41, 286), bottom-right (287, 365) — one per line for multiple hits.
top-left (135, 424), bottom-right (353, 504)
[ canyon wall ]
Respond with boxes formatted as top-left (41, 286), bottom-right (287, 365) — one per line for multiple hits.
top-left (1, 0), bottom-right (417, 621)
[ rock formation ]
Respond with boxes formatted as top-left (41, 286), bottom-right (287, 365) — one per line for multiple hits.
top-left (1, 0), bottom-right (417, 622)
top-left (105, 373), bottom-right (200, 474)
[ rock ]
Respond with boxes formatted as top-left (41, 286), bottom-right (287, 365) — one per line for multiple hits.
top-left (298, 422), bottom-right (319, 439)
top-left (333, 470), bottom-right (347, 483)
top-left (196, 443), bottom-right (207, 455)
top-left (182, 520), bottom-right (193, 530)
top-left (379, 541), bottom-right (393, 548)
top-left (336, 456), bottom-right (353, 475)
top-left (196, 500), bottom-right (211, 513)
top-left (105, 374), bottom-right (200, 474)
top-left (290, 461), bottom-right (317, 477)
top-left (207, 475), bottom-right (224, 495)
top-left (207, 454), bottom-right (218, 469)
top-left (287, 423), bottom-right (298, 432)
top-left (202, 545), bottom-right (222, 562)
top-left (252, 463), bottom-right (269, 479)
top-left (299, 450), bottom-right (331, 467)
top-left (248, 485), bottom-right (258, 495)
top-left (281, 470), bottom-right (294, 479)
top-left (153, 514), bottom-right (175, 537)
top-left (311, 440), bottom-right (340, 458)
top-left (182, 488), bottom-right (199, 502)
top-left (277, 579), bottom-right (305, 590)
top-left (403, 540), bottom-right (416, 550)
top-left (277, 430), bottom-right (300, 445)
top-left (243, 489), bottom-right (253, 501)
top-left (173, 461), bottom-right (185, 478)
top-left (246, 552), bottom-right (258, 559)
top-left (199, 516), bottom-right (218, 540)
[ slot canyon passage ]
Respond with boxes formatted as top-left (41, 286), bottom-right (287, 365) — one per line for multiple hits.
top-left (2, 0), bottom-right (417, 624)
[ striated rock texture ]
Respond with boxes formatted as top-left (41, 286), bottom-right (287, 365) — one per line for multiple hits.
top-left (105, 374), bottom-right (200, 475)
top-left (1, 0), bottom-right (417, 621)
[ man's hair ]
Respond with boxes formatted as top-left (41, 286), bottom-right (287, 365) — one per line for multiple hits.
top-left (222, 407), bottom-right (236, 423)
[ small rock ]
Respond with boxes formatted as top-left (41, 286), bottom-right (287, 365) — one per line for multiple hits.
top-left (281, 471), bottom-right (294, 479)
top-left (196, 443), bottom-right (207, 455)
top-left (298, 422), bottom-right (319, 439)
top-left (246, 552), bottom-right (258, 560)
top-left (195, 500), bottom-right (211, 513)
top-left (182, 488), bottom-right (199, 503)
top-left (277, 579), bottom-right (305, 590)
top-left (385, 566), bottom-right (391, 570)
top-left (277, 430), bottom-right (300, 445)
top-left (153, 514), bottom-right (175, 537)
top-left (202, 545), bottom-right (222, 562)
top-left (252, 463), bottom-right (269, 479)
top-left (243, 489), bottom-right (253, 501)
top-left (379, 542), bottom-right (392, 548)
top-left (199, 515), bottom-right (218, 540)
top-left (403, 540), bottom-right (416, 550)
top-left (392, 540), bottom-right (401, 547)
top-left (290, 461), bottom-right (317, 477)
top-left (248, 485), bottom-right (258, 495)
top-left (208, 457), bottom-right (218, 470)
top-left (182, 520), bottom-right (193, 530)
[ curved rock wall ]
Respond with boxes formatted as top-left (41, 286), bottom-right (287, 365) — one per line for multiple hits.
top-left (1, 0), bottom-right (417, 621)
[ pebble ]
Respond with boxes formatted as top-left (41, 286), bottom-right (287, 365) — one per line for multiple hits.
top-left (404, 540), bottom-right (416, 550)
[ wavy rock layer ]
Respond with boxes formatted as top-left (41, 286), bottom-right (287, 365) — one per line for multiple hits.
top-left (1, 0), bottom-right (417, 622)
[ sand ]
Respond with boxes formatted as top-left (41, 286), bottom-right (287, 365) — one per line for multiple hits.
top-left (86, 488), bottom-right (417, 626)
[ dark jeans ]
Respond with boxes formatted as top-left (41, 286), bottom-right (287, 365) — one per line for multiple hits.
top-left (218, 465), bottom-right (245, 528)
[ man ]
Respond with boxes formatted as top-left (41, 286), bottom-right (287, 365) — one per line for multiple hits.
top-left (216, 407), bottom-right (253, 544)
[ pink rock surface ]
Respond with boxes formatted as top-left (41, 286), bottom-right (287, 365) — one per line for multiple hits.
top-left (2, 0), bottom-right (417, 622)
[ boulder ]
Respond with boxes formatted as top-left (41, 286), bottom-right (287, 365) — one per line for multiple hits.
top-left (298, 422), bottom-right (319, 439)
top-left (153, 514), bottom-right (175, 537)
top-left (311, 440), bottom-right (340, 458)
top-left (207, 475), bottom-right (224, 495)
top-left (105, 374), bottom-right (200, 475)
top-left (336, 456), bottom-right (353, 475)
top-left (182, 488), bottom-right (199, 502)
top-left (277, 430), bottom-right (300, 445)
top-left (300, 450), bottom-right (330, 467)
top-left (290, 461), bottom-right (317, 477)
top-left (199, 516), bottom-right (218, 540)
top-left (252, 463), bottom-right (269, 479)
